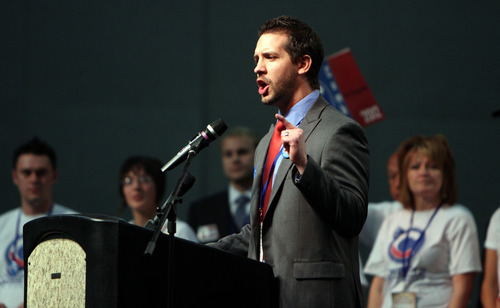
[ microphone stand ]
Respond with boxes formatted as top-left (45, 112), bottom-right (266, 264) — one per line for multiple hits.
top-left (144, 149), bottom-right (197, 308)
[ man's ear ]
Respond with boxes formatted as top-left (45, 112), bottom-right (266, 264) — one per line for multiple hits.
top-left (297, 55), bottom-right (312, 75)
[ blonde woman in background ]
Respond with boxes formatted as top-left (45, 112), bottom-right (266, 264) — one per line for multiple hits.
top-left (365, 135), bottom-right (481, 308)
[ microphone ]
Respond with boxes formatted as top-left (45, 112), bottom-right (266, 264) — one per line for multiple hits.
top-left (161, 119), bottom-right (227, 172)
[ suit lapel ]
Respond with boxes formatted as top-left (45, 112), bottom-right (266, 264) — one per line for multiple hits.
top-left (264, 98), bottom-right (328, 221)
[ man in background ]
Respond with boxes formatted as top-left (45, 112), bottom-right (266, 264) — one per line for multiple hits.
top-left (0, 137), bottom-right (77, 308)
top-left (188, 126), bottom-right (259, 243)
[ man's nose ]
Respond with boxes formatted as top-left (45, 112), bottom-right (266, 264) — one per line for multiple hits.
top-left (29, 172), bottom-right (42, 181)
top-left (254, 60), bottom-right (265, 74)
top-left (228, 153), bottom-right (241, 161)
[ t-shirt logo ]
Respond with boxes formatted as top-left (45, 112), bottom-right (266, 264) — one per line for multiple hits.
top-left (5, 235), bottom-right (24, 276)
top-left (388, 227), bottom-right (425, 263)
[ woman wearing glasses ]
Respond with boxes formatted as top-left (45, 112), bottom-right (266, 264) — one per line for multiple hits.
top-left (119, 156), bottom-right (197, 242)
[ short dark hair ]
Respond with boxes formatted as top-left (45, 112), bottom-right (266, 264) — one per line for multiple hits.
top-left (118, 156), bottom-right (166, 210)
top-left (221, 126), bottom-right (260, 150)
top-left (12, 137), bottom-right (57, 170)
top-left (258, 15), bottom-right (324, 89)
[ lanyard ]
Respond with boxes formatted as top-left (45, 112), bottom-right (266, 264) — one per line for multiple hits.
top-left (401, 204), bottom-right (441, 278)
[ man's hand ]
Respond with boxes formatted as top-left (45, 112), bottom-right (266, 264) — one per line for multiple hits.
top-left (276, 114), bottom-right (308, 174)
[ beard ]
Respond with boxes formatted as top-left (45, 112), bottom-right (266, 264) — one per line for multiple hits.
top-left (261, 70), bottom-right (297, 108)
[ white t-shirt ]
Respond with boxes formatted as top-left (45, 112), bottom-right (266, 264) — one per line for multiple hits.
top-left (485, 207), bottom-right (500, 297)
top-left (364, 204), bottom-right (482, 308)
top-left (0, 204), bottom-right (77, 308)
top-left (359, 201), bottom-right (403, 288)
top-left (359, 200), bottom-right (402, 287)
top-left (360, 200), bottom-right (403, 248)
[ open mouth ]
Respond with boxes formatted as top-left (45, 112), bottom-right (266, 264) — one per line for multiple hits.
top-left (257, 79), bottom-right (269, 95)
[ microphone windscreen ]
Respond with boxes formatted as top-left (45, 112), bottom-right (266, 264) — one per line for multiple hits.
top-left (209, 119), bottom-right (228, 137)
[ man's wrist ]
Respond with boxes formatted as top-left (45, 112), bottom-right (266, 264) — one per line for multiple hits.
top-left (296, 155), bottom-right (308, 175)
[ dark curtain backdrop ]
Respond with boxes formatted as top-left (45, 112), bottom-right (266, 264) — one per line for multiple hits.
top-left (1, 1), bottom-right (499, 306)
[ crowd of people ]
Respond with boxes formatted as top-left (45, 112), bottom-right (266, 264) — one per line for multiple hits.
top-left (0, 15), bottom-right (497, 308)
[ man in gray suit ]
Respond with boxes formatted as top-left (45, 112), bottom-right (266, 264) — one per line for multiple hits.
top-left (209, 15), bottom-right (370, 307)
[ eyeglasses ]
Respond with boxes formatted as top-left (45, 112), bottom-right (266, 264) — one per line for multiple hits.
top-left (121, 175), bottom-right (153, 186)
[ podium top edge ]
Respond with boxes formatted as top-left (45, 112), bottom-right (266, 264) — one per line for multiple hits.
top-left (26, 213), bottom-right (127, 226)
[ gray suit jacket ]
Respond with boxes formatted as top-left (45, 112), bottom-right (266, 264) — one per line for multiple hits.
top-left (210, 96), bottom-right (370, 307)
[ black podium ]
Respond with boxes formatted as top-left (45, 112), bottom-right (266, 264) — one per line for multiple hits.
top-left (23, 214), bottom-right (278, 307)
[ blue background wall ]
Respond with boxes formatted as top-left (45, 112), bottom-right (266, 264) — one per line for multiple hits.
top-left (1, 1), bottom-right (499, 305)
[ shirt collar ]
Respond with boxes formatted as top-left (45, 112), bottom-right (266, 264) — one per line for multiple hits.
top-left (279, 90), bottom-right (319, 125)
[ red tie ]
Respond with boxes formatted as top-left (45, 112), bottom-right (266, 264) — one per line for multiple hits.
top-left (260, 121), bottom-right (285, 220)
